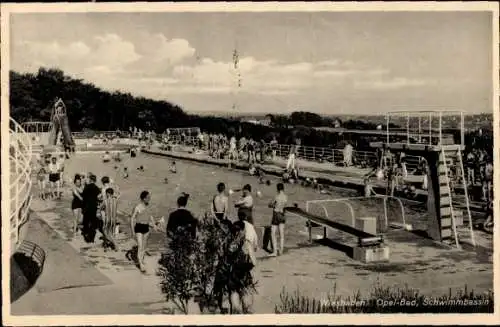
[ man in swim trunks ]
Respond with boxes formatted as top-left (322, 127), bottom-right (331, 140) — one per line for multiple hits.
top-left (483, 158), bottom-right (493, 202)
top-left (47, 156), bottom-right (61, 199)
top-left (235, 184), bottom-right (254, 225)
top-left (130, 191), bottom-right (153, 272)
top-left (268, 183), bottom-right (287, 256)
top-left (211, 183), bottom-right (229, 221)
top-left (59, 154), bottom-right (66, 190)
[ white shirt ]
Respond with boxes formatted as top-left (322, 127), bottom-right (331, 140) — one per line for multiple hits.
top-left (48, 162), bottom-right (60, 174)
top-left (243, 221), bottom-right (258, 249)
top-left (238, 194), bottom-right (254, 208)
top-left (243, 221), bottom-right (258, 266)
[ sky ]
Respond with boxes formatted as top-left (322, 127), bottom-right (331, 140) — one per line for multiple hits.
top-left (9, 11), bottom-right (494, 115)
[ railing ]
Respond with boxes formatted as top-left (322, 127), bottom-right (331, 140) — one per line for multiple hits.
top-left (162, 127), bottom-right (200, 137)
top-left (71, 131), bottom-right (132, 139)
top-left (305, 195), bottom-right (407, 232)
top-left (386, 111), bottom-right (465, 147)
top-left (160, 134), bottom-right (425, 170)
top-left (9, 118), bottom-right (34, 252)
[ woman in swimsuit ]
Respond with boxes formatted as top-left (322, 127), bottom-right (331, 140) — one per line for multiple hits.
top-left (71, 175), bottom-right (84, 233)
top-left (37, 161), bottom-right (47, 200)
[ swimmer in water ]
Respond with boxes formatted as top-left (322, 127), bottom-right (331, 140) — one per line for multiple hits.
top-left (102, 151), bottom-right (111, 163)
top-left (211, 182), bottom-right (229, 221)
top-left (169, 161), bottom-right (177, 173)
top-left (123, 167), bottom-right (129, 178)
top-left (113, 152), bottom-right (122, 162)
top-left (249, 165), bottom-right (257, 176)
top-left (138, 165), bottom-right (144, 172)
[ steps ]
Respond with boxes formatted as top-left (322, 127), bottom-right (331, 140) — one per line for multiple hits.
top-left (437, 147), bottom-right (475, 248)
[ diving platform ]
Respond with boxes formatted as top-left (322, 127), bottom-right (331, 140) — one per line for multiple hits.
top-left (370, 110), bottom-right (475, 249)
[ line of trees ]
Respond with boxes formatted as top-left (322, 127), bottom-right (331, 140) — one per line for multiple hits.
top-left (9, 68), bottom-right (492, 151)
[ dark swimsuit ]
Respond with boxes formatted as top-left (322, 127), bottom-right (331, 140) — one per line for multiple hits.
top-left (71, 187), bottom-right (83, 210)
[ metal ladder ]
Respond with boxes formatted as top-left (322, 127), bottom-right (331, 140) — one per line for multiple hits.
top-left (440, 148), bottom-right (461, 249)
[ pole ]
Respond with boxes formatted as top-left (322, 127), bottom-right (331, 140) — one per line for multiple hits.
top-left (428, 112), bottom-right (432, 145)
top-left (406, 113), bottom-right (410, 144)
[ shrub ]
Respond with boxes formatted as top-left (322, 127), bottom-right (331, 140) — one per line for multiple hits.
top-left (158, 217), bottom-right (257, 314)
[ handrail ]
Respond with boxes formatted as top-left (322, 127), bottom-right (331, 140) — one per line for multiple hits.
top-left (385, 111), bottom-right (464, 147)
top-left (9, 118), bottom-right (33, 250)
top-left (305, 195), bottom-right (406, 231)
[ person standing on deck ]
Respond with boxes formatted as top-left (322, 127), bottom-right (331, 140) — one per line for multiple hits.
top-left (466, 151), bottom-right (476, 186)
top-left (102, 188), bottom-right (119, 251)
top-left (268, 183), bottom-right (287, 257)
top-left (229, 136), bottom-right (238, 165)
top-left (130, 191), bottom-right (153, 273)
top-left (81, 174), bottom-right (101, 243)
top-left (211, 183), bottom-right (229, 222)
top-left (58, 154), bottom-right (66, 190)
top-left (343, 143), bottom-right (353, 167)
top-left (247, 139), bottom-right (256, 164)
top-left (286, 143), bottom-right (298, 171)
top-left (235, 184), bottom-right (254, 225)
top-left (270, 136), bottom-right (278, 161)
top-left (483, 158), bottom-right (493, 202)
top-left (71, 175), bottom-right (84, 234)
top-left (166, 193), bottom-right (198, 239)
top-left (47, 156), bottom-right (61, 199)
top-left (36, 160), bottom-right (48, 200)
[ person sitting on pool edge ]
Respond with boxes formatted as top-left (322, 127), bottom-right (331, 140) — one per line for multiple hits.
top-left (169, 161), bottom-right (177, 173)
top-left (234, 184), bottom-right (254, 225)
top-left (166, 193), bottom-right (198, 240)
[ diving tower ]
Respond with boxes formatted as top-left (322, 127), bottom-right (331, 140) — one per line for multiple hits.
top-left (370, 111), bottom-right (475, 249)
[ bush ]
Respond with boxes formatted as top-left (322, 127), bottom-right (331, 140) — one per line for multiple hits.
top-left (158, 217), bottom-right (257, 314)
top-left (275, 283), bottom-right (493, 314)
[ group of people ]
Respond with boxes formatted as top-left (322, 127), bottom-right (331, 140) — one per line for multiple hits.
top-left (70, 172), bottom-right (121, 250)
top-left (36, 153), bottom-right (66, 200)
top-left (465, 148), bottom-right (494, 202)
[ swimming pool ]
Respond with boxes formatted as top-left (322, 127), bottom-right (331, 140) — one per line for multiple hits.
top-left (38, 150), bottom-right (493, 312)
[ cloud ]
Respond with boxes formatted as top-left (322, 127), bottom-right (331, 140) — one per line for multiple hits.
top-left (11, 32), bottom-right (432, 100)
top-left (354, 77), bottom-right (430, 90)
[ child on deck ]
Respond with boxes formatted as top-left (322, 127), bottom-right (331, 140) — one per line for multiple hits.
top-left (101, 188), bottom-right (119, 251)
top-left (37, 161), bottom-right (47, 200)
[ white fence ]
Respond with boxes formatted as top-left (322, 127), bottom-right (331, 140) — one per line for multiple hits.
top-left (161, 134), bottom-right (424, 170)
top-left (9, 118), bottom-right (33, 252)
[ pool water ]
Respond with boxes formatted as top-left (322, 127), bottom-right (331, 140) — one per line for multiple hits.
top-left (59, 151), bottom-right (417, 253)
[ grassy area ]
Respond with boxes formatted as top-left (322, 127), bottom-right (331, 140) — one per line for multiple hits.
top-left (275, 283), bottom-right (493, 313)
